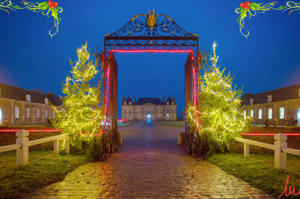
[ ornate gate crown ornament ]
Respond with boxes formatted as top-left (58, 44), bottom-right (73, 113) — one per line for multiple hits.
top-left (147, 9), bottom-right (157, 29)
top-left (104, 10), bottom-right (199, 53)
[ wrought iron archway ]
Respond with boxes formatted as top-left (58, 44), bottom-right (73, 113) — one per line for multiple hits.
top-left (99, 10), bottom-right (201, 152)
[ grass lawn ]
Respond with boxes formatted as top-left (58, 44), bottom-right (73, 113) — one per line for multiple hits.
top-left (0, 150), bottom-right (87, 199)
top-left (208, 153), bottom-right (300, 198)
top-left (162, 120), bottom-right (185, 127)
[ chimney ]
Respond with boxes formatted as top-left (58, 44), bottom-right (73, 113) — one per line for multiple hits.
top-left (122, 96), bottom-right (125, 104)
top-left (162, 96), bottom-right (165, 104)
top-left (133, 96), bottom-right (136, 104)
top-left (174, 96), bottom-right (176, 104)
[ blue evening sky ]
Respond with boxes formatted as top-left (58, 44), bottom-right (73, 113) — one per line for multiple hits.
top-left (0, 0), bottom-right (299, 118)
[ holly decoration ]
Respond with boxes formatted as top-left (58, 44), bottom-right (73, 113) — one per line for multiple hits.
top-left (236, 1), bottom-right (300, 38)
top-left (48, 0), bottom-right (58, 9)
top-left (240, 1), bottom-right (252, 10)
top-left (0, 0), bottom-right (63, 38)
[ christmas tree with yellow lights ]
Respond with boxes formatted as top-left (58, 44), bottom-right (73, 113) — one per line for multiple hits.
top-left (52, 43), bottom-right (104, 158)
top-left (187, 42), bottom-right (251, 157)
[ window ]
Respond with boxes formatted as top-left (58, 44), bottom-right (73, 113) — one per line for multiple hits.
top-left (279, 107), bottom-right (284, 119)
top-left (250, 98), bottom-right (253, 105)
top-left (15, 106), bottom-right (19, 119)
top-left (0, 88), bottom-right (1, 97)
top-left (26, 108), bottom-right (30, 119)
top-left (26, 94), bottom-right (31, 102)
top-left (44, 98), bottom-right (48, 105)
top-left (298, 88), bottom-right (300, 97)
top-left (0, 108), bottom-right (3, 125)
top-left (37, 108), bottom-right (40, 119)
top-left (268, 108), bottom-right (272, 119)
top-left (243, 110), bottom-right (247, 119)
top-left (250, 110), bottom-right (254, 118)
top-left (267, 95), bottom-right (272, 103)
top-left (45, 110), bottom-right (48, 119)
top-left (258, 109), bottom-right (262, 119)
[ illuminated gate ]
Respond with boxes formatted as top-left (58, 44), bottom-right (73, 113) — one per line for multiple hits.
top-left (99, 10), bottom-right (201, 152)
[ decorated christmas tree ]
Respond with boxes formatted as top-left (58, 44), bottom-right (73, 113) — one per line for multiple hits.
top-left (187, 42), bottom-right (251, 157)
top-left (52, 42), bottom-right (104, 156)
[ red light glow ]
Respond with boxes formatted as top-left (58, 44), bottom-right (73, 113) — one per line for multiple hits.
top-left (0, 129), bottom-right (19, 132)
top-left (241, 133), bottom-right (300, 136)
top-left (95, 131), bottom-right (104, 137)
top-left (110, 49), bottom-right (194, 54)
top-left (105, 48), bottom-right (199, 133)
top-left (103, 60), bottom-right (112, 130)
top-left (0, 129), bottom-right (61, 133)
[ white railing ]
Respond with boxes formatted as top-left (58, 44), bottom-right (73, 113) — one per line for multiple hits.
top-left (0, 129), bottom-right (69, 166)
top-left (235, 133), bottom-right (300, 170)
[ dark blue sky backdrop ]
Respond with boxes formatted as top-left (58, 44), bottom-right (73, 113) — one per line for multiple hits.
top-left (0, 0), bottom-right (299, 118)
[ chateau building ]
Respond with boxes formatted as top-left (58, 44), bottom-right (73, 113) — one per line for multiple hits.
top-left (242, 84), bottom-right (300, 126)
top-left (0, 83), bottom-right (61, 125)
top-left (121, 97), bottom-right (177, 121)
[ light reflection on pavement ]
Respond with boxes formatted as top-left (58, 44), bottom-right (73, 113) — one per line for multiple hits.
top-left (27, 121), bottom-right (275, 199)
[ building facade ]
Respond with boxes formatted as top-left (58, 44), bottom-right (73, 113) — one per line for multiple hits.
top-left (121, 97), bottom-right (177, 121)
top-left (242, 84), bottom-right (300, 126)
top-left (0, 83), bottom-right (61, 125)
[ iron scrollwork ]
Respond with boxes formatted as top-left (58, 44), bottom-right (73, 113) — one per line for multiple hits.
top-left (104, 10), bottom-right (199, 53)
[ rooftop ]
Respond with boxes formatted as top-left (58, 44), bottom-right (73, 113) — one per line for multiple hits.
top-left (242, 83), bottom-right (300, 105)
top-left (0, 83), bottom-right (61, 106)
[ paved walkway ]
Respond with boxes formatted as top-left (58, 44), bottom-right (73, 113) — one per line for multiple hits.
top-left (27, 121), bottom-right (275, 199)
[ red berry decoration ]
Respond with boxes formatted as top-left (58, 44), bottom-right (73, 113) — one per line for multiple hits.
top-left (245, 1), bottom-right (251, 9)
top-left (48, 0), bottom-right (58, 9)
top-left (240, 2), bottom-right (245, 8)
top-left (240, 1), bottom-right (251, 10)
top-left (53, 1), bottom-right (58, 8)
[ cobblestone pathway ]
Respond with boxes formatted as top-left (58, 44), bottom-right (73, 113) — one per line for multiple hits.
top-left (27, 121), bottom-right (276, 199)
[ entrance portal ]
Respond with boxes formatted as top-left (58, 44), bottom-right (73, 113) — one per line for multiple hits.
top-left (98, 10), bottom-right (202, 151)
top-left (147, 114), bottom-right (152, 121)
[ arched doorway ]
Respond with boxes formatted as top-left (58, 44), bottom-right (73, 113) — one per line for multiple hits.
top-left (147, 114), bottom-right (152, 121)
top-left (166, 113), bottom-right (170, 120)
